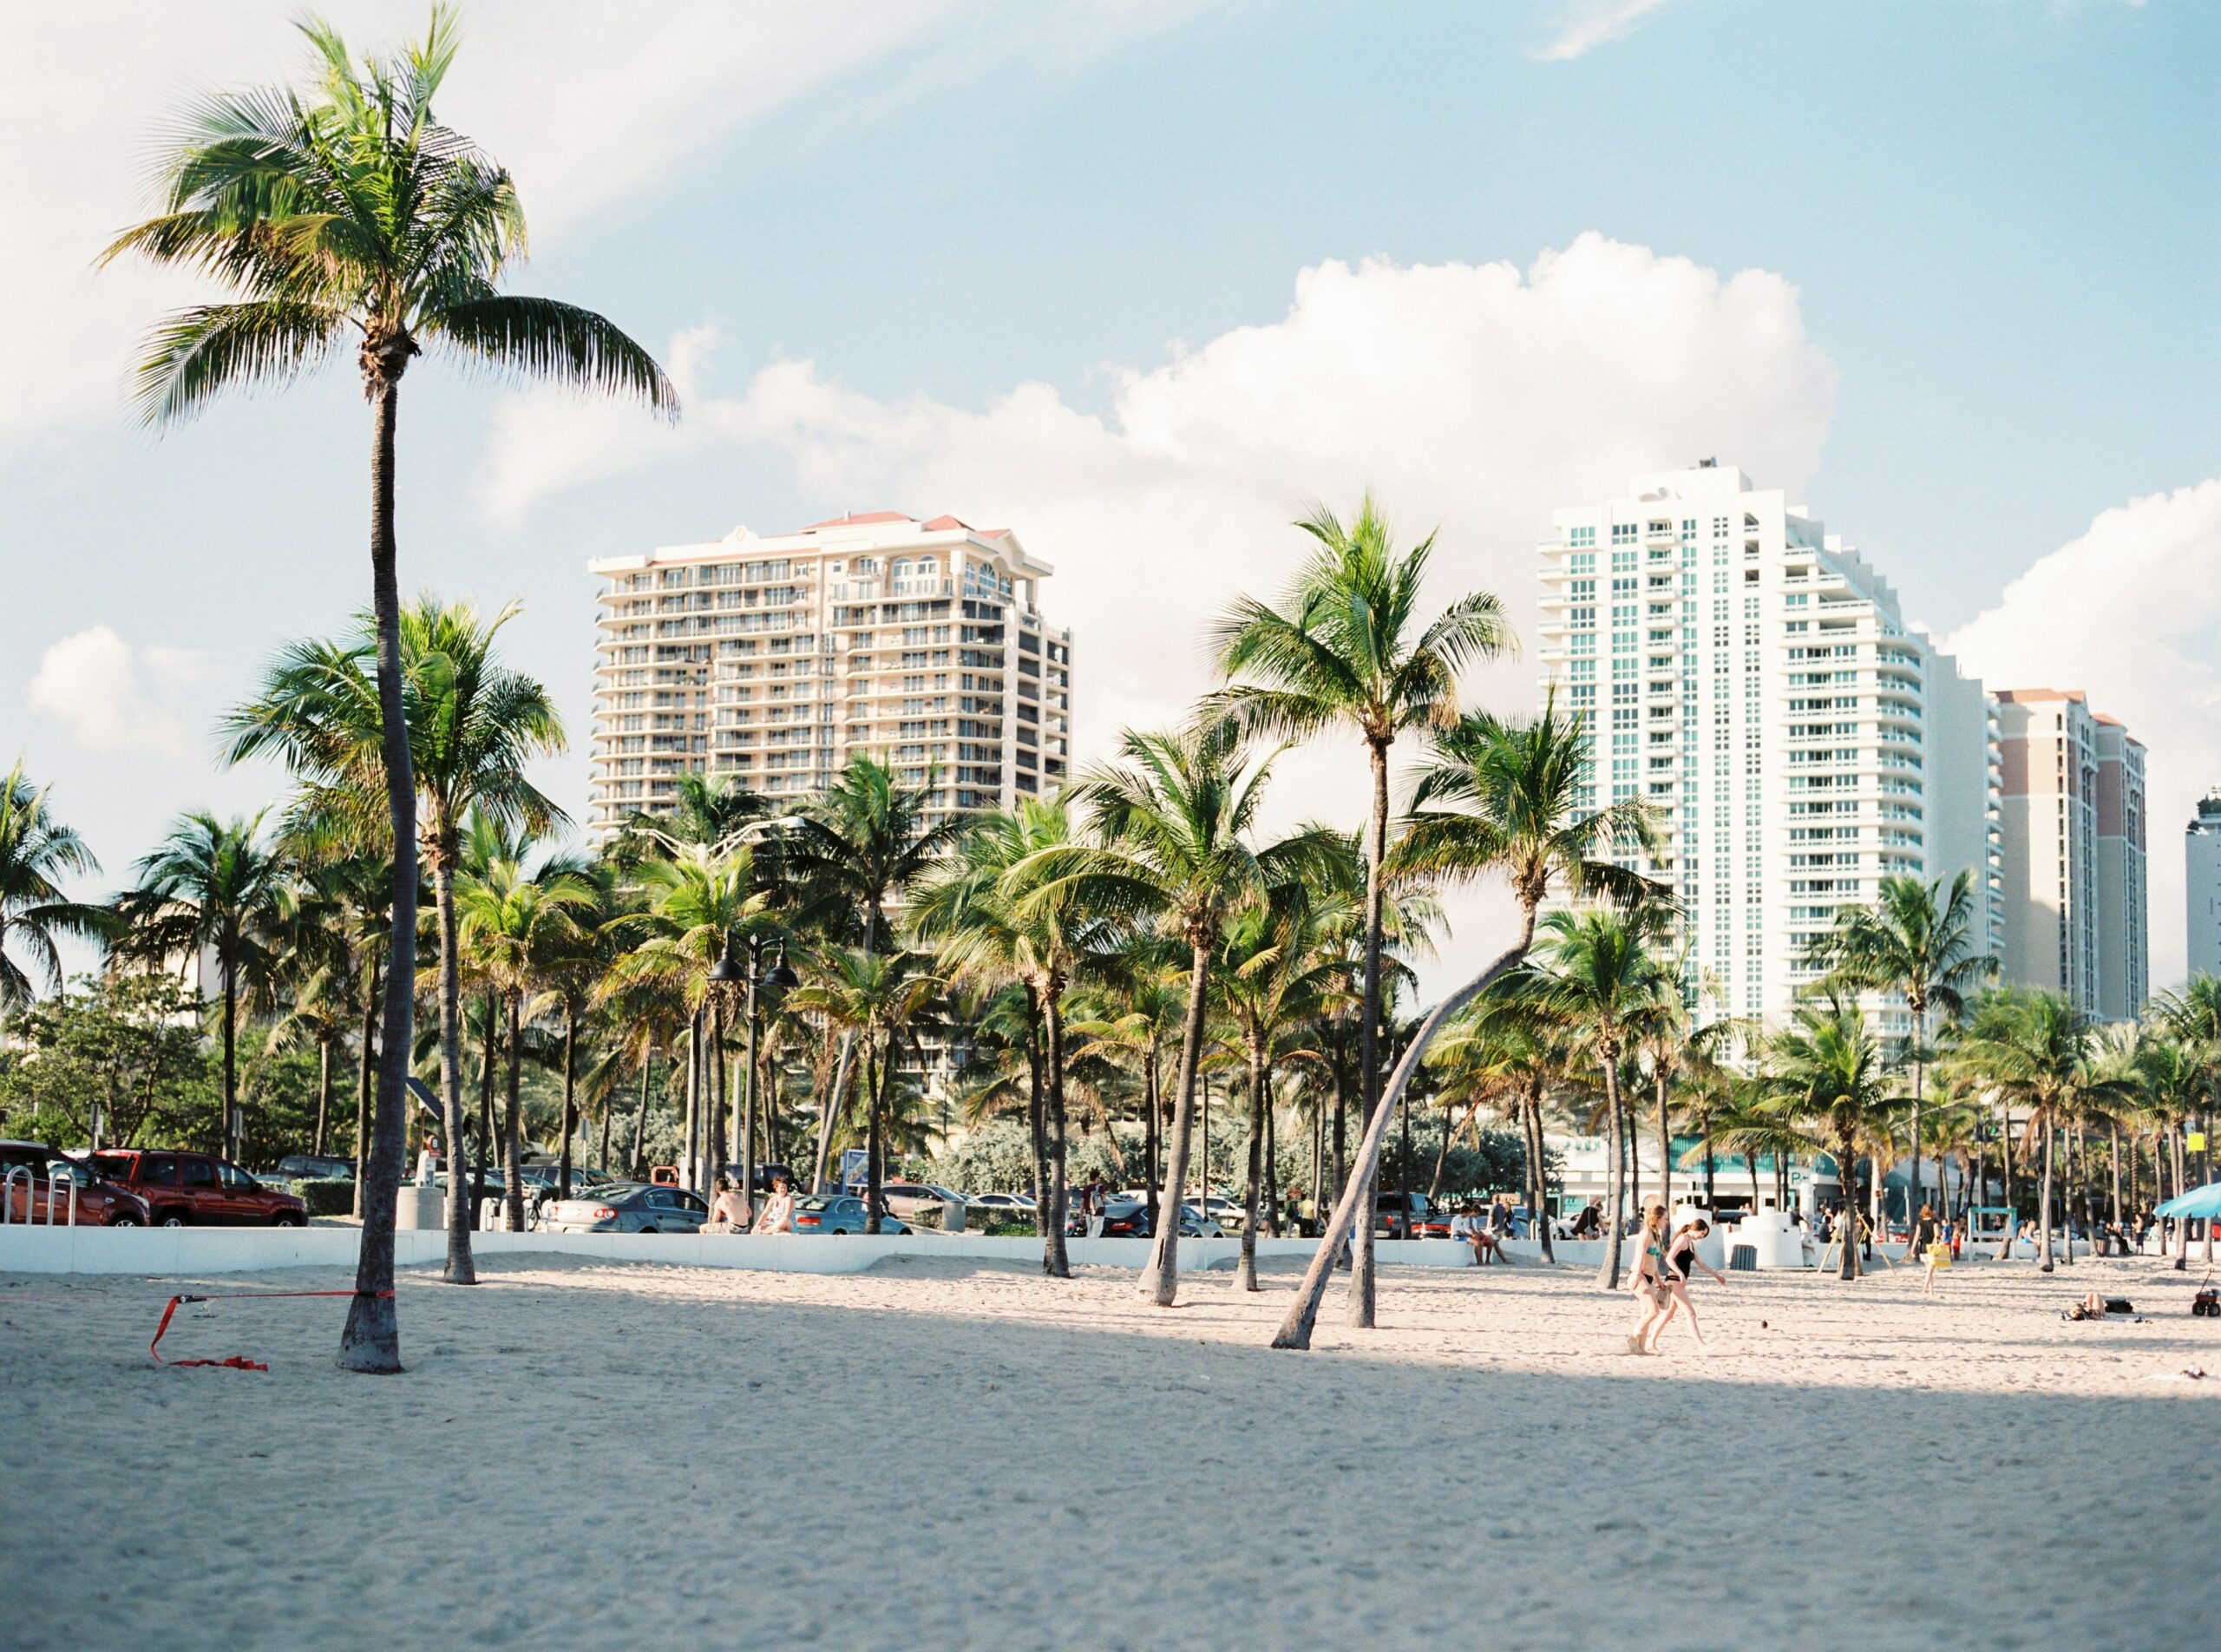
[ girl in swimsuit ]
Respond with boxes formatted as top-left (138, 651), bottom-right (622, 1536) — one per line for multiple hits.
top-left (1648, 1217), bottom-right (1727, 1352)
top-left (1628, 1202), bottom-right (1672, 1354)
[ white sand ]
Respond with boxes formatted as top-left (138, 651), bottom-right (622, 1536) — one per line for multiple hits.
top-left (3, 1251), bottom-right (2216, 1649)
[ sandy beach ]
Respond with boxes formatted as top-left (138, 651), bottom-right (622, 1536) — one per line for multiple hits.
top-left (3, 1251), bottom-right (2216, 1651)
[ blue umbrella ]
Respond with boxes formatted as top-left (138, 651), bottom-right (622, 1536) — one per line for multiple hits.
top-left (2156, 1181), bottom-right (2221, 1220)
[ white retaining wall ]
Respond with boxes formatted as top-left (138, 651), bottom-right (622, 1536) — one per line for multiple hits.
top-left (0, 1226), bottom-right (1484, 1279)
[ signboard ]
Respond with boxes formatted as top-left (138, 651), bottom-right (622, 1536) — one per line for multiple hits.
top-left (2190, 1131), bottom-right (2208, 1154)
top-left (840, 1148), bottom-right (870, 1192)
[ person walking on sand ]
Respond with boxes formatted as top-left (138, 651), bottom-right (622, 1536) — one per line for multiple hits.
top-left (1648, 1217), bottom-right (1727, 1352)
top-left (1628, 1201), bottom-right (1672, 1354)
top-left (753, 1172), bottom-right (796, 1235)
top-left (1911, 1203), bottom-right (1946, 1294)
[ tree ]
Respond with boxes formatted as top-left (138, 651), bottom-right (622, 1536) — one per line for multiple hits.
top-left (1273, 697), bottom-right (1659, 1347)
top-left (115, 812), bottom-right (290, 1161)
top-left (0, 764), bottom-right (109, 1022)
top-left (789, 948), bottom-right (941, 1232)
top-left (787, 755), bottom-right (964, 1190)
top-left (1045, 714), bottom-right (1337, 1306)
top-left (227, 597), bottom-right (564, 1288)
top-left (1948, 988), bottom-right (2136, 1272)
top-left (1214, 495), bottom-right (1509, 1326)
top-left (2153, 976), bottom-right (2221, 1264)
top-left (110, 7), bottom-right (673, 1372)
top-left (1759, 988), bottom-right (1910, 1279)
top-left (1810, 870), bottom-right (1995, 1234)
top-left (456, 851), bottom-right (594, 1229)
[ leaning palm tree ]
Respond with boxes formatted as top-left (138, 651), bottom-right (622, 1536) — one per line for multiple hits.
top-left (226, 597), bottom-right (565, 1288)
top-left (114, 812), bottom-right (291, 1161)
top-left (108, 8), bottom-right (673, 1372)
top-left (0, 763), bottom-right (108, 1020)
top-left (1214, 495), bottom-right (1509, 1326)
top-left (1809, 870), bottom-right (1995, 1236)
top-left (1272, 696), bottom-right (1659, 1347)
top-left (456, 853), bottom-right (594, 1229)
top-left (1038, 713), bottom-right (1338, 1307)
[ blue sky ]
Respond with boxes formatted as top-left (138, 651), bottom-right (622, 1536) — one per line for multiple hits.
top-left (4, 0), bottom-right (2217, 983)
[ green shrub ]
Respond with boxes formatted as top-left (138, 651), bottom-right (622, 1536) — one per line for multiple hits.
top-left (288, 1178), bottom-right (356, 1217)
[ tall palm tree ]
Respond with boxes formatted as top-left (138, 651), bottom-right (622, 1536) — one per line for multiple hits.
top-left (787, 755), bottom-right (965, 1190)
top-left (1042, 714), bottom-right (1336, 1307)
top-left (227, 597), bottom-right (563, 1287)
top-left (0, 763), bottom-right (108, 1020)
top-left (1949, 987), bottom-right (2137, 1272)
top-left (2154, 976), bottom-right (2221, 1263)
top-left (913, 796), bottom-right (1104, 1275)
top-left (1214, 495), bottom-right (1510, 1326)
top-left (1810, 870), bottom-right (1995, 1235)
top-left (1065, 941), bottom-right (1187, 1236)
top-left (109, 7), bottom-right (672, 1371)
top-left (1273, 698), bottom-right (1658, 1347)
top-left (115, 811), bottom-right (291, 1161)
top-left (456, 852), bottom-right (594, 1229)
top-left (1759, 987), bottom-right (1907, 1280)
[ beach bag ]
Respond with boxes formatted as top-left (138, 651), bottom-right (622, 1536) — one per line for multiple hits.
top-left (1925, 1243), bottom-right (1951, 1268)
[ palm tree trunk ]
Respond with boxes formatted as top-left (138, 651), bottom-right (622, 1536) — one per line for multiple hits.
top-left (1347, 739), bottom-right (1392, 1329)
top-left (340, 370), bottom-right (418, 1374)
top-left (1995, 1114), bottom-right (2017, 1262)
top-left (1598, 1059), bottom-right (1628, 1290)
top-left (1907, 1000), bottom-right (1926, 1249)
top-left (1274, 908), bottom-right (1538, 1350)
top-left (221, 958), bottom-right (239, 1159)
top-left (1426, 1102), bottom-right (1461, 1203)
top-left (1527, 1092), bottom-right (1556, 1263)
top-left (1839, 1128), bottom-right (1861, 1280)
top-left (1141, 939), bottom-right (1212, 1308)
top-left (2037, 1116), bottom-right (2056, 1272)
top-left (1143, 1049), bottom-right (1161, 1237)
top-left (1237, 1026), bottom-right (1268, 1291)
top-left (1043, 987), bottom-right (1071, 1278)
top-left (312, 1037), bottom-right (333, 1157)
top-left (558, 1000), bottom-right (578, 1203)
top-left (501, 994), bottom-right (525, 1232)
top-left (631, 1050), bottom-right (654, 1177)
top-left (706, 1000), bottom-right (729, 1193)
top-left (351, 946), bottom-right (380, 1221)
top-left (1263, 1086), bottom-right (1281, 1238)
top-left (1654, 1065), bottom-right (1673, 1217)
top-left (473, 987), bottom-right (496, 1223)
top-left (1024, 1002), bottom-right (1050, 1239)
top-left (864, 1031), bottom-right (891, 1236)
top-left (435, 861), bottom-right (477, 1283)
top-left (682, 1010), bottom-right (700, 1191)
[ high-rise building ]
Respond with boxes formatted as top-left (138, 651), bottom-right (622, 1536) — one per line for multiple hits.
top-left (2188, 791), bottom-right (2221, 980)
top-left (587, 512), bottom-right (1073, 837)
top-left (1991, 689), bottom-right (2146, 1019)
top-left (1536, 462), bottom-right (2001, 1030)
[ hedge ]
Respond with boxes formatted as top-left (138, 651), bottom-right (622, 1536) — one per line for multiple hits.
top-left (287, 1178), bottom-right (356, 1217)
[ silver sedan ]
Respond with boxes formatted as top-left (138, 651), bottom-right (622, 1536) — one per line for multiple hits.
top-left (541, 1183), bottom-right (709, 1234)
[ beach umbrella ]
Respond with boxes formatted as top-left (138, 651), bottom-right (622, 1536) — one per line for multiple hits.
top-left (2156, 1181), bottom-right (2221, 1220)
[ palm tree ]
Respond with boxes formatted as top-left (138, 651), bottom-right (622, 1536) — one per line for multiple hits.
top-left (789, 948), bottom-right (941, 1232)
top-left (1272, 697), bottom-right (1658, 1347)
top-left (912, 796), bottom-right (1104, 1275)
top-left (1523, 903), bottom-right (1673, 1288)
top-left (2154, 976), bottom-right (2221, 1263)
top-left (1810, 871), bottom-right (1995, 1235)
top-left (1214, 495), bottom-right (1509, 1326)
top-left (1042, 714), bottom-right (1335, 1307)
top-left (787, 755), bottom-right (965, 1190)
top-left (1758, 987), bottom-right (1907, 1280)
top-left (1949, 988), bottom-right (2137, 1272)
top-left (1065, 941), bottom-right (1187, 1236)
top-left (226, 597), bottom-right (563, 1288)
top-left (0, 763), bottom-right (108, 1020)
top-left (115, 812), bottom-right (290, 1161)
top-left (108, 7), bottom-right (673, 1372)
top-left (456, 852), bottom-right (594, 1229)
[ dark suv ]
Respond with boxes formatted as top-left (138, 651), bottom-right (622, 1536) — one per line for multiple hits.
top-left (0, 1141), bottom-right (151, 1225)
top-left (89, 1149), bottom-right (308, 1227)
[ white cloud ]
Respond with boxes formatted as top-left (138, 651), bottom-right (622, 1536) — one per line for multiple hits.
top-left (1945, 479), bottom-right (2221, 991)
top-left (0, 0), bottom-right (1211, 444)
top-left (1535, 0), bottom-right (1676, 61)
top-left (26, 626), bottom-right (213, 757)
top-left (480, 233), bottom-right (1839, 981)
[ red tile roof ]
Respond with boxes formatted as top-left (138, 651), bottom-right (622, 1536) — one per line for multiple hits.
top-left (800, 510), bottom-right (911, 531)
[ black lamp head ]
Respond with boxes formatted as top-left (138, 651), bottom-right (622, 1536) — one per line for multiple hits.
top-left (705, 941), bottom-right (743, 985)
top-left (763, 941), bottom-right (801, 991)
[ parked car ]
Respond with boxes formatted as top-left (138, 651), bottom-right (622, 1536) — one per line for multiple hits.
top-left (88, 1149), bottom-right (308, 1226)
top-left (967, 1190), bottom-right (1035, 1211)
top-left (791, 1195), bottom-right (910, 1235)
top-left (0, 1141), bottom-right (150, 1225)
top-left (275, 1152), bottom-right (355, 1181)
top-left (540, 1183), bottom-right (710, 1234)
top-left (878, 1181), bottom-right (953, 1221)
top-left (1084, 1198), bottom-right (1220, 1238)
top-left (1373, 1190), bottom-right (1432, 1238)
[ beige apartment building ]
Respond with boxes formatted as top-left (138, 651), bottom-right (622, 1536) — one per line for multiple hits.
top-left (587, 511), bottom-right (1072, 836)
top-left (1993, 688), bottom-right (2146, 1019)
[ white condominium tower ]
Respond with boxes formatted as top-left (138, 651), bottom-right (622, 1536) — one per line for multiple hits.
top-left (587, 512), bottom-right (1073, 836)
top-left (1536, 462), bottom-right (2001, 1029)
top-left (1992, 690), bottom-right (2147, 1019)
top-left (2187, 791), bottom-right (2221, 981)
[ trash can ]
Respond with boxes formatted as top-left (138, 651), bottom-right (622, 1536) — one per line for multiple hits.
top-left (394, 1183), bottom-right (444, 1230)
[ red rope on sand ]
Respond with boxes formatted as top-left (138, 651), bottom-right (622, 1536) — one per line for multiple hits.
top-left (149, 1288), bottom-right (396, 1370)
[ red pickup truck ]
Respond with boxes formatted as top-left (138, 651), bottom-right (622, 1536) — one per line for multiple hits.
top-left (0, 1140), bottom-right (151, 1225)
top-left (88, 1149), bottom-right (308, 1227)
